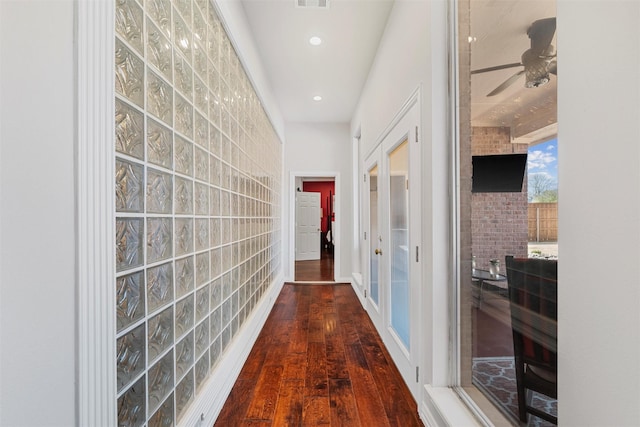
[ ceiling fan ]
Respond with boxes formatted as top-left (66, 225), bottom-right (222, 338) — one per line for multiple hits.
top-left (471, 17), bottom-right (557, 97)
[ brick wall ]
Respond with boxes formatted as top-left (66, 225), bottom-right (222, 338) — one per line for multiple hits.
top-left (471, 127), bottom-right (529, 272)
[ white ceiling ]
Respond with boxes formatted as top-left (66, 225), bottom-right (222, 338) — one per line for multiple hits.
top-left (240, 0), bottom-right (394, 123)
top-left (239, 0), bottom-right (557, 141)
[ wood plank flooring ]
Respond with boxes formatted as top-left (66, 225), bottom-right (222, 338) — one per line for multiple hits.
top-left (295, 251), bottom-right (334, 282)
top-left (214, 283), bottom-right (424, 427)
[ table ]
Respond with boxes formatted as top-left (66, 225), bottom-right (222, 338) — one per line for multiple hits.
top-left (472, 269), bottom-right (507, 307)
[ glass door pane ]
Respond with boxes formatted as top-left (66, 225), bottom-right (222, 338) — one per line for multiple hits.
top-left (388, 140), bottom-right (409, 348)
top-left (369, 164), bottom-right (379, 306)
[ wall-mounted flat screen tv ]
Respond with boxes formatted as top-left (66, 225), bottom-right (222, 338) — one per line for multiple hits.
top-left (472, 153), bottom-right (527, 193)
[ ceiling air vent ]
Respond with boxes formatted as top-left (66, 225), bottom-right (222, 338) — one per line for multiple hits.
top-left (296, 0), bottom-right (329, 8)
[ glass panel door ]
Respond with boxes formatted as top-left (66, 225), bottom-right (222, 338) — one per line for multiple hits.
top-left (369, 164), bottom-right (380, 306)
top-left (388, 140), bottom-right (410, 348)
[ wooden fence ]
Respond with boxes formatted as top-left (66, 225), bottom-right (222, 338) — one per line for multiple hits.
top-left (528, 203), bottom-right (557, 242)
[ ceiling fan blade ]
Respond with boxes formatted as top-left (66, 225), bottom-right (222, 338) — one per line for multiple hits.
top-left (486, 70), bottom-right (525, 97)
top-left (528, 17), bottom-right (556, 55)
top-left (471, 62), bottom-right (522, 75)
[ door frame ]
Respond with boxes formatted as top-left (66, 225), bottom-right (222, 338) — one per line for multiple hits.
top-left (289, 171), bottom-right (341, 282)
top-left (361, 89), bottom-right (422, 401)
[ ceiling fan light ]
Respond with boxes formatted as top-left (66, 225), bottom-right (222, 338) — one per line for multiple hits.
top-left (524, 61), bottom-right (550, 88)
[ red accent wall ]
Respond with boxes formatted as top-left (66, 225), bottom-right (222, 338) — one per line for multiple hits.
top-left (303, 181), bottom-right (335, 234)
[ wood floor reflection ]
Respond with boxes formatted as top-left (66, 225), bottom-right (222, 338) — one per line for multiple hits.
top-left (295, 251), bottom-right (334, 282)
top-left (213, 283), bottom-right (424, 427)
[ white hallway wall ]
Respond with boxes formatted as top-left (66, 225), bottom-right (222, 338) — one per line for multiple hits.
top-left (0, 1), bottom-right (77, 425)
top-left (557, 0), bottom-right (640, 424)
top-left (283, 122), bottom-right (353, 281)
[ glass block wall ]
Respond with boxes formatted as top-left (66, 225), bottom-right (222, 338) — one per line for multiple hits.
top-left (114, 0), bottom-right (282, 424)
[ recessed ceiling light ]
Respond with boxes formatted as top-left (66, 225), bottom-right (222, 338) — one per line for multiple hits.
top-left (309, 36), bottom-right (322, 46)
top-left (313, 95), bottom-right (322, 101)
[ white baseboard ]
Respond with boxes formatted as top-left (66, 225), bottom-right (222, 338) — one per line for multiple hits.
top-left (180, 274), bottom-right (285, 426)
top-left (420, 385), bottom-right (481, 427)
top-left (350, 273), bottom-right (366, 307)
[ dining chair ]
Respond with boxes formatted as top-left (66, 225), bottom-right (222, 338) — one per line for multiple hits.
top-left (505, 255), bottom-right (558, 424)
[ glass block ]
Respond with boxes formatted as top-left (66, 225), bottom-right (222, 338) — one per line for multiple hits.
top-left (210, 248), bottom-right (221, 280)
top-left (115, 39), bottom-right (144, 107)
top-left (176, 369), bottom-right (194, 420)
top-left (175, 295), bottom-right (194, 339)
top-left (196, 252), bottom-right (209, 286)
top-left (221, 218), bottom-right (231, 243)
top-left (116, 218), bottom-right (144, 272)
top-left (147, 118), bottom-right (173, 169)
top-left (147, 68), bottom-right (173, 126)
top-left (147, 217), bottom-right (172, 262)
top-left (193, 75), bottom-right (208, 115)
top-left (175, 93), bottom-right (194, 139)
top-left (193, 43), bottom-right (207, 82)
top-left (209, 155), bottom-right (220, 186)
top-left (209, 91), bottom-right (221, 127)
top-left (117, 375), bottom-right (145, 427)
top-left (116, 0), bottom-right (143, 55)
top-left (148, 306), bottom-right (174, 364)
top-left (210, 218), bottom-right (220, 248)
top-left (195, 350), bottom-right (209, 390)
top-left (174, 177), bottom-right (193, 215)
top-left (174, 55), bottom-right (193, 100)
top-left (195, 319), bottom-right (209, 357)
top-left (220, 190), bottom-right (230, 217)
top-left (146, 168), bottom-right (172, 214)
top-left (209, 187), bottom-right (220, 217)
top-left (210, 305), bottom-right (221, 339)
top-left (210, 277), bottom-right (222, 308)
top-left (195, 218), bottom-right (209, 251)
top-left (195, 184), bottom-right (209, 217)
top-left (194, 112), bottom-right (208, 149)
top-left (221, 326), bottom-right (230, 352)
top-left (194, 0), bottom-right (207, 15)
top-left (146, 0), bottom-right (171, 39)
top-left (148, 350), bottom-right (174, 413)
top-left (174, 217), bottom-right (193, 256)
top-left (147, 18), bottom-right (173, 82)
top-left (222, 244), bottom-right (232, 273)
top-left (117, 323), bottom-right (145, 392)
top-left (210, 336), bottom-right (221, 368)
top-left (222, 298), bottom-right (231, 328)
top-left (147, 262), bottom-right (173, 313)
top-left (175, 256), bottom-right (194, 298)
top-left (116, 158), bottom-right (144, 213)
top-left (148, 392), bottom-right (174, 427)
top-left (195, 284), bottom-right (209, 322)
top-left (194, 147), bottom-right (209, 182)
top-left (116, 271), bottom-right (145, 332)
top-left (193, 6), bottom-right (206, 42)
top-left (115, 98), bottom-right (144, 159)
top-left (174, 135), bottom-right (193, 177)
top-left (173, 10), bottom-right (191, 61)
top-left (174, 0), bottom-right (191, 27)
top-left (175, 330), bottom-right (194, 379)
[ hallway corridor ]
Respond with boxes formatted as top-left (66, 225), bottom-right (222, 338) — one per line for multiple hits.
top-left (214, 283), bottom-right (423, 426)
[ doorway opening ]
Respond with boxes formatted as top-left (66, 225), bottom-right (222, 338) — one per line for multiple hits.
top-left (290, 173), bottom-right (340, 282)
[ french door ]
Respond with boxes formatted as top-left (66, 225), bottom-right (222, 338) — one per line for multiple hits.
top-left (364, 102), bottom-right (421, 400)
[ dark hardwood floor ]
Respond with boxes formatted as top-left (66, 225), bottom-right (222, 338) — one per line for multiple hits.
top-left (295, 251), bottom-right (334, 282)
top-left (214, 283), bottom-right (424, 427)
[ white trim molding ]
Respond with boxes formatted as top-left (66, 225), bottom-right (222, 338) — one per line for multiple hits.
top-left (76, 0), bottom-right (117, 424)
top-left (182, 276), bottom-right (285, 426)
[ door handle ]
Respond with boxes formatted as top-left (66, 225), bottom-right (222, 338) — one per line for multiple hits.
top-left (374, 248), bottom-right (382, 255)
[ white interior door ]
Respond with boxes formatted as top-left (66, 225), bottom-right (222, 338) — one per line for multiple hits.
top-left (365, 153), bottom-right (383, 333)
top-left (295, 191), bottom-right (321, 261)
top-left (363, 102), bottom-right (421, 401)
